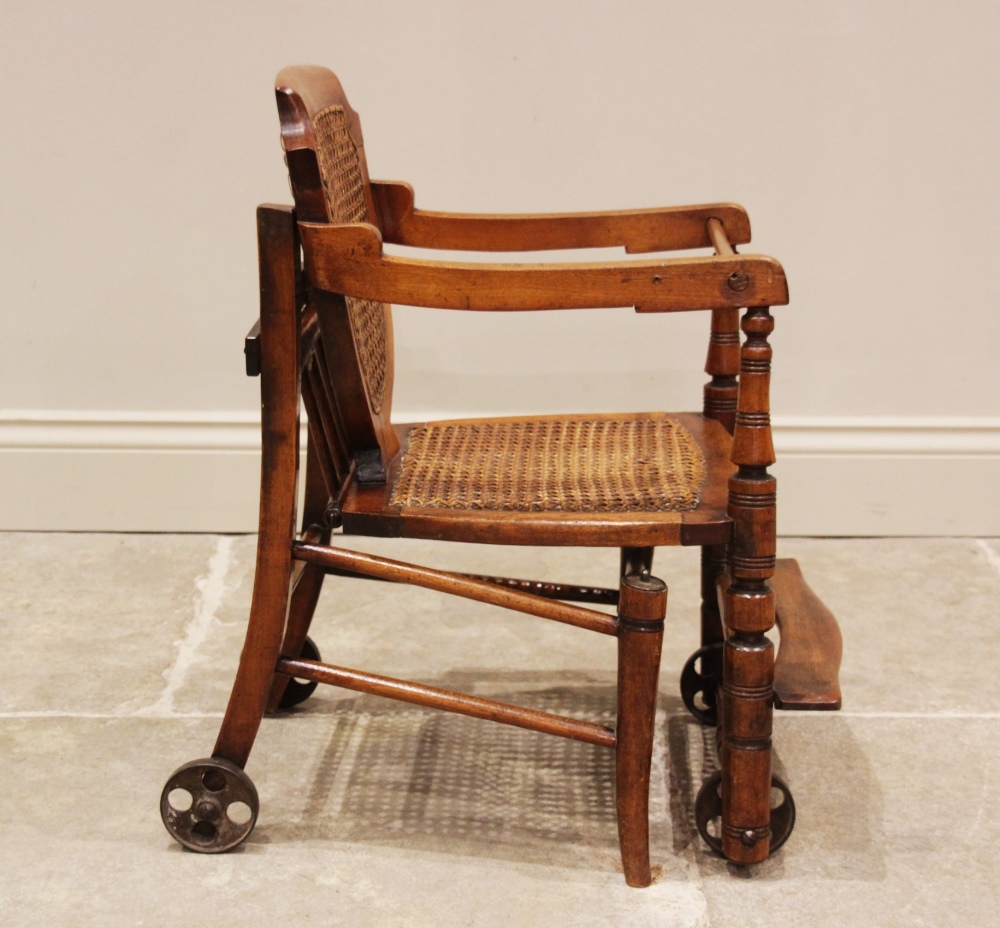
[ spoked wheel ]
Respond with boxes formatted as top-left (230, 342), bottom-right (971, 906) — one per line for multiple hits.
top-left (161, 757), bottom-right (259, 852)
top-left (680, 643), bottom-right (723, 725)
top-left (694, 770), bottom-right (796, 856)
top-left (278, 635), bottom-right (321, 709)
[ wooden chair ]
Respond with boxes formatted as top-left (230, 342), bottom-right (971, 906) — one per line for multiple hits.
top-left (159, 65), bottom-right (843, 884)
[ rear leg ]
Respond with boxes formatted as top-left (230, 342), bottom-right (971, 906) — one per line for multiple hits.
top-left (162, 205), bottom-right (301, 852)
top-left (267, 433), bottom-right (332, 711)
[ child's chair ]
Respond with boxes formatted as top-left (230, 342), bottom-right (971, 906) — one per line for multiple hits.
top-left (159, 66), bottom-right (842, 884)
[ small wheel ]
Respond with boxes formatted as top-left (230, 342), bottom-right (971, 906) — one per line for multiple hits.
top-left (278, 635), bottom-right (321, 709)
top-left (161, 757), bottom-right (259, 852)
top-left (694, 770), bottom-right (796, 856)
top-left (680, 643), bottom-right (723, 725)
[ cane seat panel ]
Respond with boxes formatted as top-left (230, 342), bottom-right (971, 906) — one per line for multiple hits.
top-left (339, 412), bottom-right (733, 547)
top-left (389, 413), bottom-right (706, 513)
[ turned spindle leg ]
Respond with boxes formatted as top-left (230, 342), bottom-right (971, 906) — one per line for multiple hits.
top-left (703, 305), bottom-right (740, 435)
top-left (616, 571), bottom-right (667, 887)
top-left (620, 546), bottom-right (654, 581)
top-left (721, 305), bottom-right (777, 864)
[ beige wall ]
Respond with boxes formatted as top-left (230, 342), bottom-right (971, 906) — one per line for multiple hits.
top-left (2, 1), bottom-right (998, 533)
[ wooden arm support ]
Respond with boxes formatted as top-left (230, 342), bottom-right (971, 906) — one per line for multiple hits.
top-left (371, 180), bottom-right (751, 254)
top-left (299, 221), bottom-right (788, 313)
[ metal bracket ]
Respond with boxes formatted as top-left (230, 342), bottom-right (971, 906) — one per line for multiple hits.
top-left (244, 318), bottom-right (262, 377)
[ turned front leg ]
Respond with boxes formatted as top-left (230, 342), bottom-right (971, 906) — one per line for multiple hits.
top-left (616, 571), bottom-right (666, 887)
top-left (722, 305), bottom-right (777, 864)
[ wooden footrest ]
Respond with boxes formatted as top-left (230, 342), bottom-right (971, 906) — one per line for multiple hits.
top-left (772, 558), bottom-right (842, 710)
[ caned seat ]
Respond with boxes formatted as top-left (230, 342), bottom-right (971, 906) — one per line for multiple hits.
top-left (341, 413), bottom-right (734, 546)
top-left (160, 64), bottom-right (843, 885)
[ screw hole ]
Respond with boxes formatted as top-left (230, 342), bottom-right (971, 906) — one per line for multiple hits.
top-left (727, 270), bottom-right (749, 292)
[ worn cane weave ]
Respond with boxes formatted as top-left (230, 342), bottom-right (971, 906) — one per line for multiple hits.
top-left (313, 104), bottom-right (388, 411)
top-left (390, 415), bottom-right (706, 513)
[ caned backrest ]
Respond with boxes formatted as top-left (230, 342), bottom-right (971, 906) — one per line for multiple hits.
top-left (275, 66), bottom-right (397, 482)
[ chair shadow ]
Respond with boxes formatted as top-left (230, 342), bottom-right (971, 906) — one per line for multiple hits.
top-left (256, 669), bottom-right (885, 882)
top-left (666, 711), bottom-right (888, 881)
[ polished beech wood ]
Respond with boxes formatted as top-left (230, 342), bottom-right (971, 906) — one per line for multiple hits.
top-left (702, 308), bottom-right (740, 434)
top-left (620, 547), bottom-right (654, 580)
top-left (275, 66), bottom-right (375, 224)
top-left (700, 544), bottom-right (728, 648)
top-left (292, 540), bottom-right (619, 635)
top-left (716, 561), bottom-right (842, 711)
top-left (265, 497), bottom-right (328, 714)
top-left (703, 219), bottom-right (742, 434)
top-left (371, 179), bottom-right (752, 253)
top-left (463, 574), bottom-right (620, 606)
top-left (276, 65), bottom-right (398, 485)
top-left (214, 205), bottom-right (302, 767)
top-left (340, 414), bottom-right (733, 549)
top-left (706, 217), bottom-right (735, 257)
top-left (277, 656), bottom-right (616, 748)
top-left (298, 559), bottom-right (621, 606)
top-left (171, 65), bottom-right (843, 876)
top-left (772, 559), bottom-right (843, 710)
top-left (301, 371), bottom-right (341, 498)
top-left (300, 221), bottom-right (788, 313)
top-left (720, 306), bottom-right (778, 864)
top-left (311, 288), bottom-right (398, 482)
top-left (615, 573), bottom-right (666, 888)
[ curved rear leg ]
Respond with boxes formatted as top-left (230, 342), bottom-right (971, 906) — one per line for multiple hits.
top-left (267, 434), bottom-right (331, 711)
top-left (213, 205), bottom-right (301, 769)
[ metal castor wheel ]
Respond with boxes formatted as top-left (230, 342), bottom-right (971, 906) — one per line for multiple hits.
top-left (161, 757), bottom-right (259, 852)
top-left (694, 770), bottom-right (796, 856)
top-left (680, 643), bottom-right (723, 725)
top-left (278, 635), bottom-right (321, 709)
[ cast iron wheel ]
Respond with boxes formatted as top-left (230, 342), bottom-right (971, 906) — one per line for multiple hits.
top-left (694, 770), bottom-right (796, 856)
top-left (160, 757), bottom-right (259, 852)
top-left (278, 635), bottom-right (321, 709)
top-left (680, 643), bottom-right (723, 725)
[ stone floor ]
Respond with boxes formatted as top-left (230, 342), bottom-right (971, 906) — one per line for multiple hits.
top-left (1, 533), bottom-right (998, 926)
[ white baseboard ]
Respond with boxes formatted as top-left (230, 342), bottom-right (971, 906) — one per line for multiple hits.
top-left (1, 411), bottom-right (998, 535)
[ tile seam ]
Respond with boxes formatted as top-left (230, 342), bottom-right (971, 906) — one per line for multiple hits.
top-left (132, 535), bottom-right (235, 717)
top-left (976, 538), bottom-right (1000, 576)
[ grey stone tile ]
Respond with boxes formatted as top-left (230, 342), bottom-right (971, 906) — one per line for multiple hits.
top-left (166, 533), bottom-right (257, 715)
top-left (694, 715), bottom-right (1000, 927)
top-left (0, 533), bottom-right (229, 715)
top-left (776, 538), bottom-right (1000, 713)
top-left (4, 533), bottom-right (998, 926)
top-left (0, 714), bottom-right (707, 928)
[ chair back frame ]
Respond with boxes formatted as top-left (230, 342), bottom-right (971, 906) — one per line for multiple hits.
top-left (276, 66), bottom-right (397, 485)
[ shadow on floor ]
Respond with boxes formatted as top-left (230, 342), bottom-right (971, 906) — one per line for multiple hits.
top-left (667, 711), bottom-right (887, 882)
top-left (254, 670), bottom-right (885, 881)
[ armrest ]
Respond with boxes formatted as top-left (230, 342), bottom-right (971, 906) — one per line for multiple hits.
top-left (299, 221), bottom-right (788, 313)
top-left (371, 180), bottom-right (751, 254)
